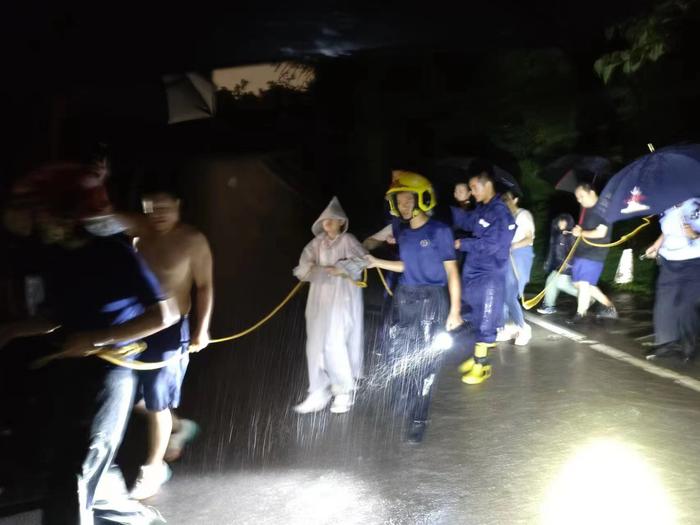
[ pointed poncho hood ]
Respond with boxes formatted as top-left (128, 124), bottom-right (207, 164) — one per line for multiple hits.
top-left (311, 196), bottom-right (349, 237)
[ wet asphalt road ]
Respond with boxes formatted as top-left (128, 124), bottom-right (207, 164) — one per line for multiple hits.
top-left (3, 292), bottom-right (700, 524)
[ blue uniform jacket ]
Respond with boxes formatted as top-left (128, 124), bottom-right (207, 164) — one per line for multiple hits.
top-left (452, 197), bottom-right (516, 279)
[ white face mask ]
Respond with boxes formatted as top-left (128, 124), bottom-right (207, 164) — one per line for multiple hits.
top-left (83, 216), bottom-right (126, 237)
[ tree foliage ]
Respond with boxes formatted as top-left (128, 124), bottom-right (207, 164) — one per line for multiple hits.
top-left (594, 0), bottom-right (694, 83)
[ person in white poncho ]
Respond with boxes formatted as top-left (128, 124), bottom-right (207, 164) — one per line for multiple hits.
top-left (292, 197), bottom-right (367, 414)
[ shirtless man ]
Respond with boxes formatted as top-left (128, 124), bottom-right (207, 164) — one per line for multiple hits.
top-left (121, 189), bottom-right (214, 500)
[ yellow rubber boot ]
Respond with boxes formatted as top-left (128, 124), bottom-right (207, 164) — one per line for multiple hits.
top-left (461, 362), bottom-right (492, 384)
top-left (457, 343), bottom-right (494, 374)
top-left (458, 358), bottom-right (475, 374)
top-left (461, 342), bottom-right (493, 385)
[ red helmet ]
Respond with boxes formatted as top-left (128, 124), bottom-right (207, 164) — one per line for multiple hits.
top-left (12, 162), bottom-right (112, 219)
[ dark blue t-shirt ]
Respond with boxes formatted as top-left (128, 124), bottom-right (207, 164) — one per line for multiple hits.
top-left (43, 235), bottom-right (164, 334)
top-left (396, 219), bottom-right (456, 286)
top-left (452, 197), bottom-right (515, 279)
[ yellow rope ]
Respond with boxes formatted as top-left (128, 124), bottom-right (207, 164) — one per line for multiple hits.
top-left (375, 268), bottom-right (394, 296)
top-left (580, 216), bottom-right (653, 248)
top-left (95, 347), bottom-right (188, 371)
top-left (211, 267), bottom-right (370, 345)
top-left (32, 215), bottom-right (648, 371)
top-left (521, 216), bottom-right (653, 310)
top-left (30, 281), bottom-right (309, 370)
top-left (29, 212), bottom-right (653, 370)
top-left (32, 265), bottom-right (396, 371)
top-left (30, 341), bottom-right (149, 370)
top-left (521, 236), bottom-right (582, 310)
top-left (344, 268), bottom-right (369, 288)
top-left (210, 280), bottom-right (308, 344)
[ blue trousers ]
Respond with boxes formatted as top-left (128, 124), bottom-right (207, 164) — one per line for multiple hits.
top-left (503, 246), bottom-right (534, 327)
top-left (462, 270), bottom-right (507, 343)
top-left (42, 361), bottom-right (160, 524)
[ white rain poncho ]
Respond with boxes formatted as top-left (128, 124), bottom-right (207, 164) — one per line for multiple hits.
top-left (293, 197), bottom-right (367, 395)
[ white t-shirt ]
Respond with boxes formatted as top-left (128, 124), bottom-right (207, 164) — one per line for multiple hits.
top-left (369, 224), bottom-right (394, 242)
top-left (659, 198), bottom-right (700, 261)
top-left (512, 209), bottom-right (535, 245)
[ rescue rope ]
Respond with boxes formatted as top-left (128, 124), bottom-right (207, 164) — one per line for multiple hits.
top-left (209, 267), bottom-right (371, 345)
top-left (521, 236), bottom-right (582, 310)
top-left (579, 216), bottom-right (653, 248)
top-left (90, 343), bottom-right (186, 371)
top-left (209, 280), bottom-right (309, 344)
top-left (520, 216), bottom-right (653, 310)
top-left (31, 212), bottom-right (649, 370)
top-left (344, 268), bottom-right (369, 289)
top-left (33, 267), bottom-right (393, 371)
top-left (31, 341), bottom-right (150, 370)
top-left (376, 268), bottom-right (394, 297)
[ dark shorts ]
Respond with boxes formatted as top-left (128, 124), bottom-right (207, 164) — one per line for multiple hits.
top-left (136, 317), bottom-right (190, 412)
top-left (571, 258), bottom-right (605, 285)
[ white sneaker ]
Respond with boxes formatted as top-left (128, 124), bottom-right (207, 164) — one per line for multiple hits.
top-left (129, 463), bottom-right (172, 501)
top-left (496, 323), bottom-right (517, 342)
top-left (330, 393), bottom-right (353, 414)
top-left (293, 390), bottom-right (331, 414)
top-left (514, 323), bottom-right (532, 346)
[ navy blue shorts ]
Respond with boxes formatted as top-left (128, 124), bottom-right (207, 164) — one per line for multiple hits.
top-left (136, 317), bottom-right (190, 412)
top-left (571, 258), bottom-right (605, 285)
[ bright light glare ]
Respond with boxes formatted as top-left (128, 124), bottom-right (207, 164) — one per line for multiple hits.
top-left (541, 439), bottom-right (677, 525)
top-left (367, 331), bottom-right (453, 388)
top-left (283, 472), bottom-right (385, 524)
top-left (432, 332), bottom-right (453, 352)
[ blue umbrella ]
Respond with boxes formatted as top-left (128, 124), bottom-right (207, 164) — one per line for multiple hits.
top-left (596, 144), bottom-right (700, 223)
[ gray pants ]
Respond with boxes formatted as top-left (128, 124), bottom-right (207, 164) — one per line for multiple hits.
top-left (543, 272), bottom-right (579, 307)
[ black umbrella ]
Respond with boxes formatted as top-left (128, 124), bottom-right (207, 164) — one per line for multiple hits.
top-left (437, 157), bottom-right (523, 196)
top-left (540, 155), bottom-right (612, 193)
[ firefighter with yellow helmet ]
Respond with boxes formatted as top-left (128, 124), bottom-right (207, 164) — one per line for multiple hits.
top-left (366, 170), bottom-right (462, 444)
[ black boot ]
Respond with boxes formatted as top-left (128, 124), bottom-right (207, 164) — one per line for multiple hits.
top-left (644, 342), bottom-right (683, 360)
top-left (565, 313), bottom-right (587, 325)
top-left (681, 340), bottom-right (697, 364)
top-left (406, 420), bottom-right (427, 444)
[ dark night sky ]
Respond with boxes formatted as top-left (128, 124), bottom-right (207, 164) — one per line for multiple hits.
top-left (0, 0), bottom-right (681, 202)
top-left (2, 1), bottom-right (651, 83)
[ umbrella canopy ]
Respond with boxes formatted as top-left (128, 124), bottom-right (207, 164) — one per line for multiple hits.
top-left (437, 157), bottom-right (522, 196)
top-left (596, 144), bottom-right (700, 223)
top-left (540, 155), bottom-right (612, 193)
top-left (163, 73), bottom-right (217, 124)
top-left (554, 169), bottom-right (604, 193)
